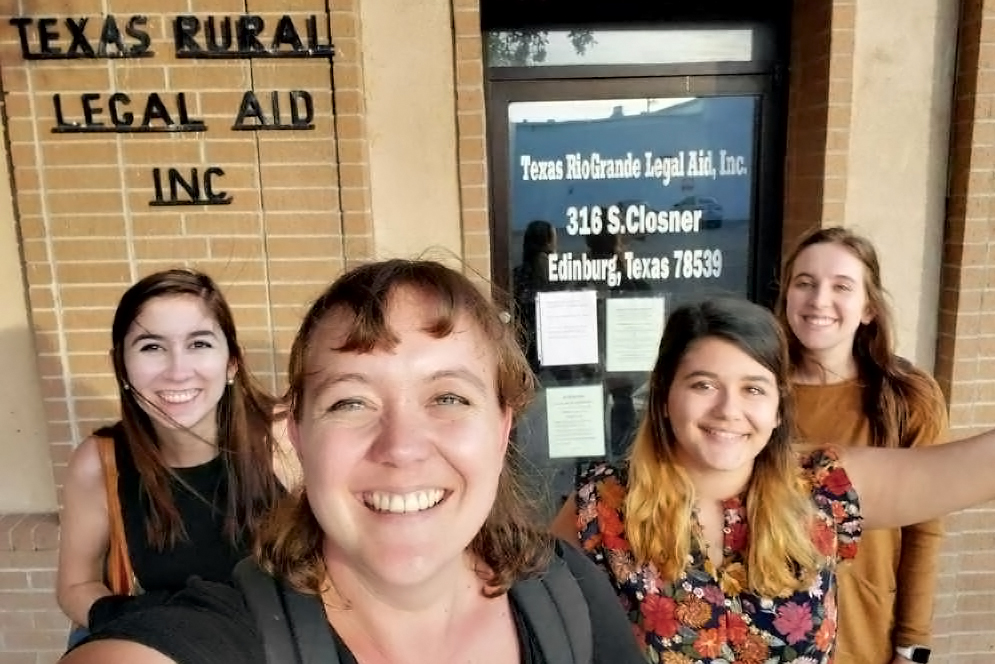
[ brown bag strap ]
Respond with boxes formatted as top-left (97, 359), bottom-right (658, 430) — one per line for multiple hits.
top-left (96, 436), bottom-right (136, 596)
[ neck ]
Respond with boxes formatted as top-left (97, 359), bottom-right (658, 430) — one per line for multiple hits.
top-left (685, 463), bottom-right (752, 502)
top-left (794, 350), bottom-right (858, 385)
top-left (153, 424), bottom-right (219, 467)
top-left (321, 546), bottom-right (487, 654)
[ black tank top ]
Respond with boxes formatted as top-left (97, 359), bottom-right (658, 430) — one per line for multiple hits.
top-left (111, 424), bottom-right (249, 592)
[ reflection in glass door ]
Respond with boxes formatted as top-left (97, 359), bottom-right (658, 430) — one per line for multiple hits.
top-left (502, 93), bottom-right (764, 514)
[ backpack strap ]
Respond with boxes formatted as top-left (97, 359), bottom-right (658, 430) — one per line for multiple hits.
top-left (96, 435), bottom-right (136, 596)
top-left (233, 557), bottom-right (340, 664)
top-left (509, 543), bottom-right (593, 664)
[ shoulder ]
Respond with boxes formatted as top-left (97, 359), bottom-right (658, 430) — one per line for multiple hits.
top-left (800, 447), bottom-right (862, 558)
top-left (77, 579), bottom-right (262, 664)
top-left (889, 356), bottom-right (948, 446)
top-left (545, 543), bottom-right (645, 664)
top-left (66, 436), bottom-right (108, 493)
top-left (576, 463), bottom-right (626, 498)
top-left (800, 447), bottom-right (854, 496)
top-left (576, 463), bottom-right (628, 513)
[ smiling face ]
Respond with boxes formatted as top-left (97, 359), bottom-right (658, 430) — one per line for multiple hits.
top-left (666, 336), bottom-right (781, 486)
top-left (784, 242), bottom-right (874, 373)
top-left (122, 294), bottom-right (234, 442)
top-left (290, 287), bottom-right (513, 590)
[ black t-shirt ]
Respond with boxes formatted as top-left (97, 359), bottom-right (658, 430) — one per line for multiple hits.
top-left (81, 544), bottom-right (644, 664)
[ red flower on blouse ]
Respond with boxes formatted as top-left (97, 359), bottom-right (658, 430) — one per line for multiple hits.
top-left (641, 594), bottom-right (680, 638)
top-left (772, 601), bottom-right (813, 644)
top-left (822, 467), bottom-right (852, 496)
top-left (724, 612), bottom-right (749, 646)
top-left (693, 627), bottom-right (723, 658)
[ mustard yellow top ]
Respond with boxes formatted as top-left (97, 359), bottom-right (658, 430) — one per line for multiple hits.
top-left (793, 378), bottom-right (946, 664)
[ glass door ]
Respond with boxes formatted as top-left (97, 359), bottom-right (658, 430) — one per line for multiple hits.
top-left (488, 75), bottom-right (781, 514)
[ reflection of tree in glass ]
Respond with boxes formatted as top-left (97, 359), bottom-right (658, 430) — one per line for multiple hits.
top-left (486, 30), bottom-right (595, 67)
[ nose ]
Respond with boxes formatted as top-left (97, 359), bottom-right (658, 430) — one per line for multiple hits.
top-left (162, 349), bottom-right (195, 381)
top-left (711, 387), bottom-right (742, 420)
top-left (369, 401), bottom-right (433, 467)
top-left (812, 282), bottom-right (832, 307)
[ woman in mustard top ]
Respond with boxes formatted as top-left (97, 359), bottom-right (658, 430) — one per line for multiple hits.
top-left (777, 227), bottom-right (946, 664)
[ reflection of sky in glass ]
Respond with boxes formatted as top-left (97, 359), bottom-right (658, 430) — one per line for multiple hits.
top-left (495, 29), bottom-right (754, 67)
top-left (508, 98), bottom-right (695, 123)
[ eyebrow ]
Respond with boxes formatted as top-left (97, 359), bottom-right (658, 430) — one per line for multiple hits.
top-left (307, 367), bottom-right (489, 396)
top-left (683, 370), bottom-right (774, 385)
top-left (792, 271), bottom-right (857, 283)
top-left (427, 368), bottom-right (489, 393)
top-left (129, 329), bottom-right (220, 347)
top-left (308, 371), bottom-right (370, 396)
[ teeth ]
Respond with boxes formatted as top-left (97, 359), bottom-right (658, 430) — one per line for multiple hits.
top-left (704, 428), bottom-right (744, 440)
top-left (364, 489), bottom-right (445, 514)
top-left (803, 316), bottom-right (835, 327)
top-left (159, 389), bottom-right (199, 404)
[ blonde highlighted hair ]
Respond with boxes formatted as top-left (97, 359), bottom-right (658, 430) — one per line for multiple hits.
top-left (624, 298), bottom-right (825, 596)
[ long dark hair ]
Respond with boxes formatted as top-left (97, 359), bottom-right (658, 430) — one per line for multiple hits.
top-left (777, 227), bottom-right (946, 448)
top-left (106, 268), bottom-right (283, 548)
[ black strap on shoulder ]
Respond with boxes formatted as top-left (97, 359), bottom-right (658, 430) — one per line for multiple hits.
top-left (509, 544), bottom-right (593, 664)
top-left (232, 557), bottom-right (340, 664)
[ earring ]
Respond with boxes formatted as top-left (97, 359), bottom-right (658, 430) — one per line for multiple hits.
top-left (122, 382), bottom-right (131, 391)
top-left (227, 377), bottom-right (234, 385)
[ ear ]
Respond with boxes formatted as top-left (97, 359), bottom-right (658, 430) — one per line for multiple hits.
top-left (287, 416), bottom-right (303, 456)
top-left (498, 407), bottom-right (513, 456)
top-left (861, 304), bottom-right (876, 326)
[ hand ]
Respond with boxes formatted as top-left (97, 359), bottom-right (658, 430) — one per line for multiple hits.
top-left (891, 655), bottom-right (913, 664)
top-left (87, 590), bottom-right (171, 631)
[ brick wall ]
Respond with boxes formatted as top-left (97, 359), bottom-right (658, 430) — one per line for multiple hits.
top-left (453, 0), bottom-right (491, 284)
top-left (781, 0), bottom-right (854, 251)
top-left (0, 0), bottom-right (371, 659)
top-left (0, 0), bottom-right (365, 499)
top-left (0, 0), bottom-right (489, 657)
top-left (0, 516), bottom-right (63, 664)
top-left (932, 0), bottom-right (995, 659)
top-left (784, 0), bottom-right (995, 659)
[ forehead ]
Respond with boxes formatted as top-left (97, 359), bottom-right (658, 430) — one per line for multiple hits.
top-left (127, 295), bottom-right (219, 337)
top-left (793, 242), bottom-right (866, 278)
top-left (305, 288), bottom-right (495, 372)
top-left (677, 336), bottom-right (774, 379)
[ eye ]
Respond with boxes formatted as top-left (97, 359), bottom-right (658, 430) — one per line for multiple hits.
top-left (328, 398), bottom-right (367, 413)
top-left (833, 283), bottom-right (852, 292)
top-left (138, 343), bottom-right (163, 353)
top-left (689, 381), bottom-right (716, 392)
top-left (434, 393), bottom-right (470, 407)
top-left (190, 340), bottom-right (215, 349)
top-left (745, 385), bottom-right (767, 396)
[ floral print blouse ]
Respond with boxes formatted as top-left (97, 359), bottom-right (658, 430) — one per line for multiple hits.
top-left (576, 449), bottom-right (862, 664)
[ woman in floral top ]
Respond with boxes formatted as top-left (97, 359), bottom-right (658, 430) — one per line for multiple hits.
top-left (553, 297), bottom-right (995, 663)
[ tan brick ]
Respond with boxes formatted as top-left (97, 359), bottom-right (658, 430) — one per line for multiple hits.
top-left (133, 237), bottom-right (210, 261)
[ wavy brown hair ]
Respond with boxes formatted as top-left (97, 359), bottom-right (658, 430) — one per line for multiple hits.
top-left (776, 226), bottom-right (947, 448)
top-left (255, 259), bottom-right (549, 596)
top-left (104, 268), bottom-right (284, 549)
top-left (625, 298), bottom-right (823, 596)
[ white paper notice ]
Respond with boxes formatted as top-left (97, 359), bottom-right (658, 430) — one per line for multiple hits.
top-left (536, 290), bottom-right (599, 367)
top-left (605, 297), bottom-right (666, 373)
top-left (546, 384), bottom-right (606, 458)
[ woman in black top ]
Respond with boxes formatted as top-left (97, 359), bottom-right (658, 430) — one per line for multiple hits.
top-left (57, 269), bottom-right (298, 642)
top-left (61, 259), bottom-right (646, 664)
